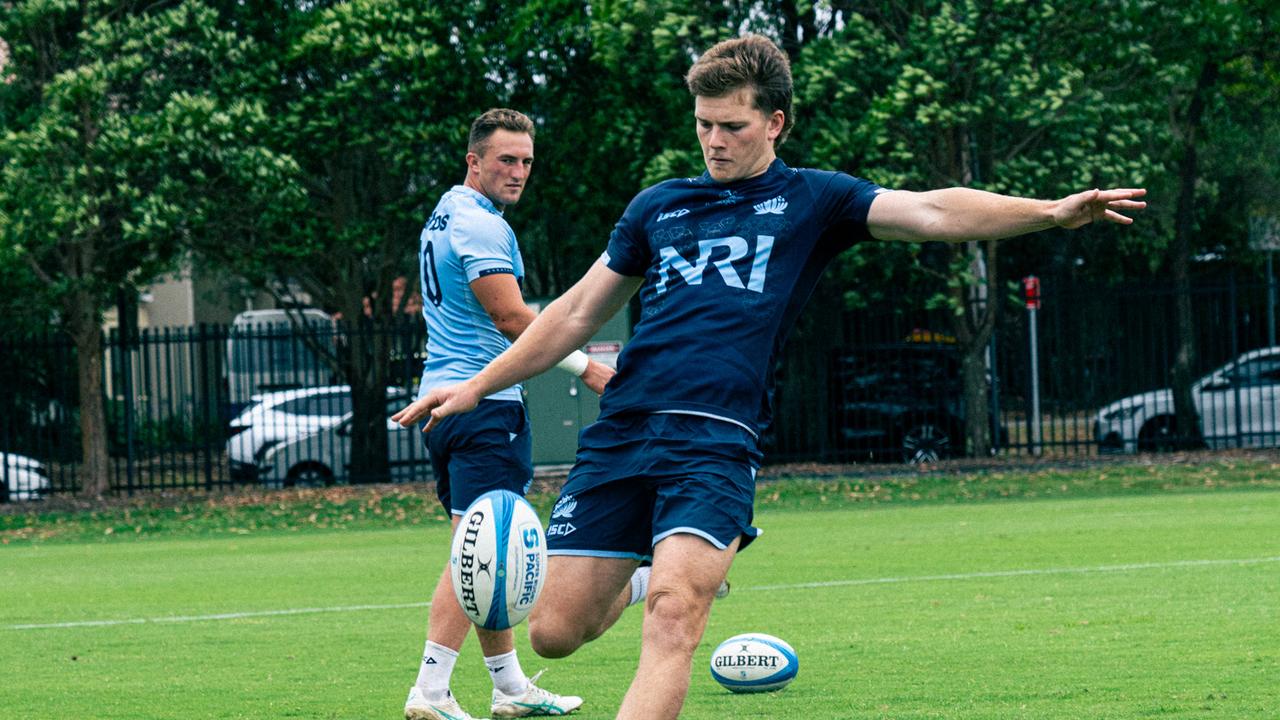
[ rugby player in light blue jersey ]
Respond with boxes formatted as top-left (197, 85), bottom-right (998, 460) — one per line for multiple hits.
top-left (400, 109), bottom-right (611, 720)
top-left (395, 38), bottom-right (1146, 720)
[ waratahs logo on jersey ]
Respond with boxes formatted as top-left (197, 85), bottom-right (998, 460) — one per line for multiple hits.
top-left (552, 494), bottom-right (577, 519)
top-left (753, 196), bottom-right (788, 215)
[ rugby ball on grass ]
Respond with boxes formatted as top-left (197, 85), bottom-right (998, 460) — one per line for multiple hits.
top-left (709, 633), bottom-right (799, 693)
top-left (450, 490), bottom-right (546, 630)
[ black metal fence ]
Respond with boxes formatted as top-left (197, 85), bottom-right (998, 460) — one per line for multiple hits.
top-left (766, 276), bottom-right (1280, 462)
top-left (2, 278), bottom-right (1278, 499)
top-left (0, 317), bottom-right (426, 498)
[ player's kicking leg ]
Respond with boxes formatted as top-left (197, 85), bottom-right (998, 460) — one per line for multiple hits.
top-left (616, 533), bottom-right (737, 720)
top-left (527, 555), bottom-right (640, 659)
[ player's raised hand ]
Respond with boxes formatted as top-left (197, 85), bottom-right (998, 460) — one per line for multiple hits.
top-left (1054, 188), bottom-right (1147, 230)
top-left (392, 382), bottom-right (481, 433)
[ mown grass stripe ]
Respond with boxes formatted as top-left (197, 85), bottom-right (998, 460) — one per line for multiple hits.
top-left (748, 554), bottom-right (1280, 590)
top-left (11, 554), bottom-right (1278, 632)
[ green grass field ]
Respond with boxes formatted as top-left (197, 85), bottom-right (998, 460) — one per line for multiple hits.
top-left (3, 461), bottom-right (1279, 718)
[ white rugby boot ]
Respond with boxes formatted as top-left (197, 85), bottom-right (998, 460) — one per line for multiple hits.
top-left (490, 670), bottom-right (583, 717)
top-left (405, 686), bottom-right (489, 720)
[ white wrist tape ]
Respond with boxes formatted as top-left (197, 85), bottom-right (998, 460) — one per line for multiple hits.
top-left (555, 350), bottom-right (590, 376)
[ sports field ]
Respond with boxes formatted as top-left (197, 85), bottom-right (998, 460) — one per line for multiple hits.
top-left (3, 461), bottom-right (1279, 719)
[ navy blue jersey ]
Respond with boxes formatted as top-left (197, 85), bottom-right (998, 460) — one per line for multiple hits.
top-left (600, 159), bottom-right (886, 436)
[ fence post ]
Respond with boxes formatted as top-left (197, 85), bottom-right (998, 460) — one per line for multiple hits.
top-left (1023, 276), bottom-right (1042, 456)
top-left (988, 334), bottom-right (1000, 453)
top-left (1268, 252), bottom-right (1276, 348)
top-left (199, 324), bottom-right (215, 491)
top-left (1230, 273), bottom-right (1241, 448)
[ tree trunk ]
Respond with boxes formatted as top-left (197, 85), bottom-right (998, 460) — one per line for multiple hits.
top-left (948, 239), bottom-right (998, 458)
top-left (779, 0), bottom-right (818, 59)
top-left (943, 129), bottom-right (997, 458)
top-left (66, 289), bottom-right (110, 497)
top-left (960, 338), bottom-right (991, 456)
top-left (1170, 61), bottom-right (1218, 449)
top-left (347, 317), bottom-right (391, 483)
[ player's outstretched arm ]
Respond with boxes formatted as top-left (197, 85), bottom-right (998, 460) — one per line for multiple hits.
top-left (395, 260), bottom-right (640, 432)
top-left (867, 186), bottom-right (1147, 243)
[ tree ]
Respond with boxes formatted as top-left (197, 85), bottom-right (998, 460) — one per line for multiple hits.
top-left (795, 0), bottom-right (1154, 456)
top-left (202, 0), bottom-right (502, 482)
top-left (1138, 0), bottom-right (1280, 447)
top-left (0, 0), bottom-right (298, 495)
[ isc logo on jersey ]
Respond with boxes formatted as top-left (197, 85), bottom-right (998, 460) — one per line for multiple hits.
top-left (709, 633), bottom-right (799, 693)
top-left (450, 490), bottom-right (547, 630)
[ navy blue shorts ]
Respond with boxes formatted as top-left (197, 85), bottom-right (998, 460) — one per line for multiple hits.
top-left (423, 399), bottom-right (533, 514)
top-left (545, 413), bottom-right (763, 561)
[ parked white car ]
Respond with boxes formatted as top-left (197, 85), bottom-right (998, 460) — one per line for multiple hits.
top-left (227, 386), bottom-right (430, 487)
top-left (2, 452), bottom-right (51, 502)
top-left (227, 386), bottom-right (355, 480)
top-left (1096, 346), bottom-right (1280, 453)
top-left (255, 390), bottom-right (432, 488)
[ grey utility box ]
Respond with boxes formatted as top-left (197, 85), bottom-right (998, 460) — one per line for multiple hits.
top-left (521, 302), bottom-right (630, 465)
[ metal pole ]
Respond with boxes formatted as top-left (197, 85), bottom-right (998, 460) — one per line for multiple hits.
top-left (1268, 251), bottom-right (1276, 348)
top-left (117, 288), bottom-right (136, 492)
top-left (1028, 306), bottom-right (1042, 456)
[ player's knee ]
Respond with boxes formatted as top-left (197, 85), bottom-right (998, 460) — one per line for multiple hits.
top-left (643, 588), bottom-right (706, 653)
top-left (528, 612), bottom-right (586, 658)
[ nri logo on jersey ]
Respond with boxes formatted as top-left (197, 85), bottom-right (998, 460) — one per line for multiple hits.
top-left (656, 235), bottom-right (775, 295)
top-left (654, 196), bottom-right (786, 295)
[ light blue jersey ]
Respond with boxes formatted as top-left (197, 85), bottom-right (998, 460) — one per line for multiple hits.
top-left (417, 185), bottom-right (524, 402)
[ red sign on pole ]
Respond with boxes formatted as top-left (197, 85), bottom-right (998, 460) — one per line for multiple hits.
top-left (1022, 275), bottom-right (1041, 310)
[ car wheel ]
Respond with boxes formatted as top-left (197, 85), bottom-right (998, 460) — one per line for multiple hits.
top-left (285, 463), bottom-right (336, 488)
top-left (900, 420), bottom-right (953, 464)
top-left (1137, 416), bottom-right (1178, 452)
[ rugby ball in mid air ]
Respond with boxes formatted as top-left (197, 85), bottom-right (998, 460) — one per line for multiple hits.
top-left (709, 633), bottom-right (799, 693)
top-left (450, 490), bottom-right (546, 630)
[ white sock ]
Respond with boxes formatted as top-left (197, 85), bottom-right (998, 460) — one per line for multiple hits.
top-left (415, 640), bottom-right (459, 701)
top-left (628, 565), bottom-right (651, 607)
top-left (485, 649), bottom-right (528, 696)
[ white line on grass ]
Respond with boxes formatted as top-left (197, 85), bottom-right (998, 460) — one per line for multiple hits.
top-left (8, 555), bottom-right (1279, 631)
top-left (748, 555), bottom-right (1280, 591)
top-left (7, 601), bottom-right (430, 631)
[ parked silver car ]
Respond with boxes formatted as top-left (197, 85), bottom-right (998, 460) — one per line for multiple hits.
top-left (1096, 346), bottom-right (1280, 452)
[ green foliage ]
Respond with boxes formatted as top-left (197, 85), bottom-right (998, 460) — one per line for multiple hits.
top-left (1158, 0), bottom-right (1280, 262)
top-left (208, 0), bottom-right (499, 302)
top-left (793, 1), bottom-right (1164, 306)
top-left (0, 0), bottom-right (298, 324)
top-left (0, 0), bottom-right (1275, 308)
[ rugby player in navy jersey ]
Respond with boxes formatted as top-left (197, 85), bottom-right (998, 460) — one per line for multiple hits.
top-left (394, 37), bottom-right (1146, 720)
top-left (400, 108), bottom-right (612, 720)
